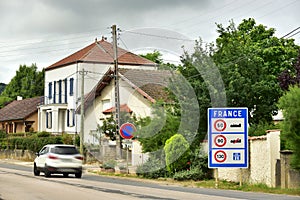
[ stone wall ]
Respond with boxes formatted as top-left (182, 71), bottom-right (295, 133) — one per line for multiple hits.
top-left (217, 130), bottom-right (281, 187)
top-left (0, 149), bottom-right (35, 161)
top-left (280, 150), bottom-right (300, 189)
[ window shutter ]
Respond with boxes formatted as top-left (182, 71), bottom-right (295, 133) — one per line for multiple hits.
top-left (67, 110), bottom-right (70, 127)
top-left (64, 78), bottom-right (68, 103)
top-left (53, 81), bottom-right (56, 104)
top-left (70, 78), bottom-right (74, 96)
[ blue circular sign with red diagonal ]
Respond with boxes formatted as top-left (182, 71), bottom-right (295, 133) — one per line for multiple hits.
top-left (119, 123), bottom-right (136, 139)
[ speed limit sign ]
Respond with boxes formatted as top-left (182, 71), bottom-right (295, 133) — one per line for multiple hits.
top-left (214, 119), bottom-right (226, 132)
top-left (214, 150), bottom-right (227, 163)
top-left (214, 135), bottom-right (226, 147)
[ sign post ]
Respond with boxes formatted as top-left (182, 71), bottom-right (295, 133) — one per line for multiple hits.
top-left (119, 123), bottom-right (136, 174)
top-left (208, 108), bottom-right (248, 169)
top-left (208, 108), bottom-right (248, 187)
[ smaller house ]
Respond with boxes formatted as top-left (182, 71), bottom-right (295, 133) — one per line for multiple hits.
top-left (81, 68), bottom-right (173, 164)
top-left (0, 96), bottom-right (44, 133)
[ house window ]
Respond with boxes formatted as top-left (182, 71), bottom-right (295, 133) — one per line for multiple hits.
top-left (58, 80), bottom-right (62, 104)
top-left (102, 99), bottom-right (111, 111)
top-left (64, 78), bottom-right (68, 103)
top-left (46, 111), bottom-right (52, 129)
top-left (67, 109), bottom-right (75, 127)
top-left (48, 82), bottom-right (52, 99)
top-left (70, 78), bottom-right (74, 96)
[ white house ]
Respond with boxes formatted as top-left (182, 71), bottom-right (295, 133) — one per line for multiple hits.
top-left (38, 38), bottom-right (157, 135)
top-left (82, 68), bottom-right (173, 164)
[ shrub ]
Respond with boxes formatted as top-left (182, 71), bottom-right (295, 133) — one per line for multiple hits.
top-left (136, 156), bottom-right (169, 179)
top-left (36, 131), bottom-right (51, 137)
top-left (164, 134), bottom-right (190, 174)
top-left (0, 130), bottom-right (6, 138)
top-left (7, 134), bottom-right (63, 152)
top-left (102, 160), bottom-right (117, 169)
top-left (62, 134), bottom-right (73, 145)
top-left (173, 167), bottom-right (206, 181)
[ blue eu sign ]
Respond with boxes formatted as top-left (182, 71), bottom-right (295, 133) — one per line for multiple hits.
top-left (233, 153), bottom-right (241, 161)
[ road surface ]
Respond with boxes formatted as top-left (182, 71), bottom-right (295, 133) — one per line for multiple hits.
top-left (0, 161), bottom-right (298, 200)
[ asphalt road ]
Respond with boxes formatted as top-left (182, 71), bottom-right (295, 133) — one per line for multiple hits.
top-left (0, 160), bottom-right (299, 200)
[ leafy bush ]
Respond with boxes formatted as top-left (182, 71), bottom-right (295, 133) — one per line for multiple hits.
top-left (164, 134), bottom-right (190, 174)
top-left (173, 167), bottom-right (206, 181)
top-left (102, 160), bottom-right (117, 169)
top-left (36, 131), bottom-right (51, 137)
top-left (0, 130), bottom-right (6, 139)
top-left (248, 122), bottom-right (279, 136)
top-left (7, 134), bottom-right (63, 152)
top-left (136, 156), bottom-right (169, 179)
top-left (62, 134), bottom-right (73, 144)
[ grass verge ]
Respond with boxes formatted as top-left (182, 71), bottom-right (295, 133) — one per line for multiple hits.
top-left (88, 169), bottom-right (300, 196)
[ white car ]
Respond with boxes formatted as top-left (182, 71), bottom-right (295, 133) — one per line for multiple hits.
top-left (34, 144), bottom-right (83, 178)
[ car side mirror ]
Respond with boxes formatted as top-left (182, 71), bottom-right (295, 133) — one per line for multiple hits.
top-left (35, 152), bottom-right (40, 157)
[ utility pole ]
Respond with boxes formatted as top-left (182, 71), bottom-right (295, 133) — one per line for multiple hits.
top-left (80, 68), bottom-right (85, 155)
top-left (112, 25), bottom-right (122, 159)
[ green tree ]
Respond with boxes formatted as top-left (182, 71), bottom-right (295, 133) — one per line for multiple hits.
top-left (164, 134), bottom-right (190, 173)
top-left (178, 40), bottom-right (217, 136)
top-left (98, 111), bottom-right (135, 141)
top-left (278, 86), bottom-right (300, 170)
top-left (212, 18), bottom-right (299, 124)
top-left (140, 50), bottom-right (177, 70)
top-left (140, 50), bottom-right (163, 65)
top-left (1, 64), bottom-right (44, 101)
top-left (135, 104), bottom-right (180, 153)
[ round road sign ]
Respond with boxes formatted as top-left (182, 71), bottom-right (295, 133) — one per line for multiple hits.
top-left (214, 119), bottom-right (226, 132)
top-left (214, 135), bottom-right (227, 147)
top-left (119, 123), bottom-right (136, 139)
top-left (214, 150), bottom-right (227, 163)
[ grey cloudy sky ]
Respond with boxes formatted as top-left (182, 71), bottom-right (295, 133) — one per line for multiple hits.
top-left (0, 0), bottom-right (299, 83)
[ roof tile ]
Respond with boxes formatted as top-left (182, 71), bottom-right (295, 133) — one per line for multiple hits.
top-left (46, 39), bottom-right (156, 71)
top-left (0, 96), bottom-right (44, 121)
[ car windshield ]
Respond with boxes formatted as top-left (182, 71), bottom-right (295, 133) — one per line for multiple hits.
top-left (51, 146), bottom-right (79, 155)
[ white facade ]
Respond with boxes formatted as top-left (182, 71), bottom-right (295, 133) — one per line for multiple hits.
top-left (84, 75), bottom-right (153, 145)
top-left (38, 62), bottom-right (112, 135)
top-left (39, 62), bottom-right (156, 137)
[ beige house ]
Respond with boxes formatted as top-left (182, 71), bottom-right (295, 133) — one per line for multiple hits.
top-left (82, 68), bottom-right (172, 144)
top-left (81, 68), bottom-right (172, 164)
top-left (0, 96), bottom-right (44, 133)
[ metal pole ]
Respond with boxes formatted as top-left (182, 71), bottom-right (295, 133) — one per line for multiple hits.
top-left (126, 143), bottom-right (129, 174)
top-left (112, 25), bottom-right (121, 159)
top-left (239, 168), bottom-right (243, 187)
top-left (80, 68), bottom-right (84, 155)
top-left (215, 168), bottom-right (219, 188)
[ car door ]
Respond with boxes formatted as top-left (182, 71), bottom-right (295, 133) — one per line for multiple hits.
top-left (35, 146), bottom-right (49, 168)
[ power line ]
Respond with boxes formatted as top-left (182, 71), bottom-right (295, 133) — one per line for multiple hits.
top-left (122, 30), bottom-right (195, 42)
top-left (281, 27), bottom-right (300, 38)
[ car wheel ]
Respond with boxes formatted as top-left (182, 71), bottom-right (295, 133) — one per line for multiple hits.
top-left (75, 171), bottom-right (82, 178)
top-left (44, 165), bottom-right (51, 177)
top-left (63, 173), bottom-right (69, 178)
top-left (33, 163), bottom-right (40, 176)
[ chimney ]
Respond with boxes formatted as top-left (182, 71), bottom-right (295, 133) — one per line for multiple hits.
top-left (17, 96), bottom-right (23, 101)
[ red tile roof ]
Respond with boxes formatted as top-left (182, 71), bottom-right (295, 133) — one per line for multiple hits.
top-left (103, 104), bottom-right (133, 114)
top-left (0, 96), bottom-right (44, 121)
top-left (79, 68), bottom-right (173, 114)
top-left (46, 39), bottom-right (156, 71)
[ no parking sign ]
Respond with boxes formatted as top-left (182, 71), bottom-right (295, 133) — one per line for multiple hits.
top-left (119, 123), bottom-right (136, 139)
top-left (208, 108), bottom-right (248, 168)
